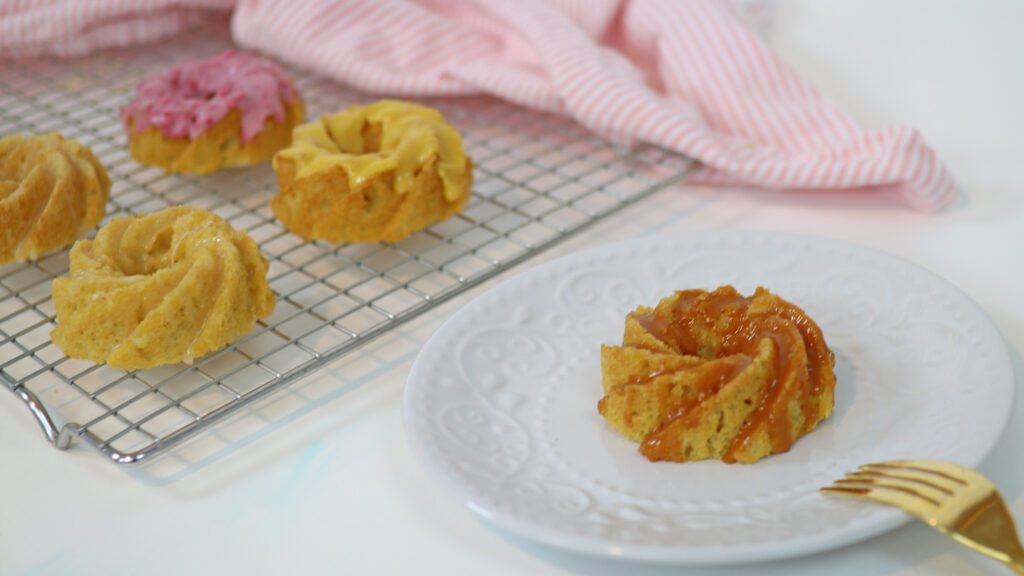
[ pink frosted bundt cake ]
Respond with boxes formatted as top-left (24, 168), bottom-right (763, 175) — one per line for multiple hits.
top-left (121, 50), bottom-right (304, 174)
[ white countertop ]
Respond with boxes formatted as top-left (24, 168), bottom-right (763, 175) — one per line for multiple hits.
top-left (2, 1), bottom-right (1022, 574)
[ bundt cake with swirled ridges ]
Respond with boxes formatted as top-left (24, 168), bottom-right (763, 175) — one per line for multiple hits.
top-left (598, 286), bottom-right (836, 464)
top-left (271, 99), bottom-right (473, 243)
top-left (0, 133), bottom-right (109, 265)
top-left (51, 206), bottom-right (275, 370)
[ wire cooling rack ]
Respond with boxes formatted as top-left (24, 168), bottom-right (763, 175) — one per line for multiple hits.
top-left (0, 24), bottom-right (692, 465)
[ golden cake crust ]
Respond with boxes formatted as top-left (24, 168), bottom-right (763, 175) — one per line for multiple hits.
top-left (271, 100), bottom-right (473, 244)
top-left (272, 153), bottom-right (472, 244)
top-left (126, 98), bottom-right (305, 175)
top-left (0, 133), bottom-right (109, 265)
top-left (598, 286), bottom-right (836, 464)
top-left (51, 206), bottom-right (275, 370)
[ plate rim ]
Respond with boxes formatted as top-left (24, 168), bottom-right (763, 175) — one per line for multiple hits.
top-left (402, 230), bottom-right (1016, 565)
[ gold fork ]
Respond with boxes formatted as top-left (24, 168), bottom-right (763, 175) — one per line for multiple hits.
top-left (822, 459), bottom-right (1024, 574)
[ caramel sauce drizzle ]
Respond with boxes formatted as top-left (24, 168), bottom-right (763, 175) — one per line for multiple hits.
top-left (631, 287), bottom-right (833, 463)
top-left (639, 355), bottom-right (753, 461)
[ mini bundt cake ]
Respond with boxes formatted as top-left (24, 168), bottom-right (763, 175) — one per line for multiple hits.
top-left (271, 99), bottom-right (473, 243)
top-left (598, 286), bottom-right (836, 464)
top-left (121, 50), bottom-right (304, 174)
top-left (51, 206), bottom-right (275, 370)
top-left (0, 133), bottom-right (109, 265)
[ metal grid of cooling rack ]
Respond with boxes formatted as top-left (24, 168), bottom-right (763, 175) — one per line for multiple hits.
top-left (0, 24), bottom-right (692, 465)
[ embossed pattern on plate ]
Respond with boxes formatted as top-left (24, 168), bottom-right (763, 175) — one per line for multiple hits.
top-left (403, 232), bottom-right (1015, 565)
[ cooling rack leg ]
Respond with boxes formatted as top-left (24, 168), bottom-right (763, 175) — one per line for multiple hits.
top-left (10, 385), bottom-right (74, 450)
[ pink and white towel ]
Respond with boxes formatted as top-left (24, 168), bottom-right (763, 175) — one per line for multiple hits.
top-left (0, 0), bottom-right (956, 211)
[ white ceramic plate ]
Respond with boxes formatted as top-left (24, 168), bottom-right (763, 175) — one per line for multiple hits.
top-left (403, 232), bottom-right (1014, 565)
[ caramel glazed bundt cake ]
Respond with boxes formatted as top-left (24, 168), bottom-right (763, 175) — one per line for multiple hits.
top-left (598, 286), bottom-right (836, 464)
top-left (51, 207), bottom-right (275, 370)
top-left (272, 99), bottom-right (473, 243)
top-left (0, 133), bottom-right (110, 265)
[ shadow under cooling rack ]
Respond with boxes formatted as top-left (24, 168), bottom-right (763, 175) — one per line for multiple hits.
top-left (0, 24), bottom-right (693, 465)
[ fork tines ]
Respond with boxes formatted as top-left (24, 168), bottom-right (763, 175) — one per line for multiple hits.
top-left (822, 459), bottom-right (1024, 573)
top-left (821, 459), bottom-right (983, 513)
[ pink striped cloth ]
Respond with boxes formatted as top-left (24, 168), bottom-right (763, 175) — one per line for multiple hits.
top-left (0, 0), bottom-right (956, 211)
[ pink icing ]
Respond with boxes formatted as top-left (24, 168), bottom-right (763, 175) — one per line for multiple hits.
top-left (120, 50), bottom-right (297, 143)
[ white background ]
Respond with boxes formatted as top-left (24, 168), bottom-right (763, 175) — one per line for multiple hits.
top-left (2, 1), bottom-right (1023, 574)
